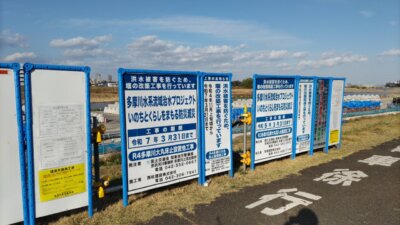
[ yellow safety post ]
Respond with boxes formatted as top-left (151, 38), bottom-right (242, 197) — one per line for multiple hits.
top-left (240, 151), bottom-right (251, 166)
top-left (94, 176), bottom-right (111, 199)
top-left (240, 104), bottom-right (252, 171)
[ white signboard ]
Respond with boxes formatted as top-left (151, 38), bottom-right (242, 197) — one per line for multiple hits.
top-left (254, 77), bottom-right (295, 163)
top-left (203, 75), bottom-right (231, 176)
top-left (296, 79), bottom-right (314, 154)
top-left (0, 67), bottom-right (24, 224)
top-left (328, 80), bottom-right (344, 145)
top-left (123, 72), bottom-right (199, 194)
top-left (29, 68), bottom-right (89, 218)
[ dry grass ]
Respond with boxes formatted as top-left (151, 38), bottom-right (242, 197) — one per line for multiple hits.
top-left (232, 88), bottom-right (252, 99)
top-left (90, 87), bottom-right (118, 103)
top-left (90, 87), bottom-right (400, 103)
top-left (90, 87), bottom-right (254, 102)
top-left (50, 114), bottom-right (400, 225)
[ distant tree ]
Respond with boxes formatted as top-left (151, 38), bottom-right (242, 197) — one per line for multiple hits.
top-left (232, 80), bottom-right (242, 87)
top-left (241, 78), bottom-right (253, 88)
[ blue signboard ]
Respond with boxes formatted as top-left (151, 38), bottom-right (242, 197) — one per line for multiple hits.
top-left (118, 69), bottom-right (201, 205)
top-left (199, 73), bottom-right (233, 183)
top-left (251, 75), bottom-right (299, 169)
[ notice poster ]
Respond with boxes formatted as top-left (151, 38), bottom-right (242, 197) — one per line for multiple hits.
top-left (36, 104), bottom-right (86, 201)
top-left (38, 163), bottom-right (86, 202)
top-left (123, 73), bottom-right (199, 194)
top-left (314, 80), bottom-right (329, 148)
top-left (254, 77), bottom-right (295, 163)
top-left (296, 79), bottom-right (314, 154)
top-left (329, 80), bottom-right (344, 145)
top-left (203, 75), bottom-right (231, 176)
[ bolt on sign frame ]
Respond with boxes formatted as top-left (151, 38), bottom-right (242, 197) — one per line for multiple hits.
top-left (0, 63), bottom-right (29, 225)
top-left (199, 72), bottom-right (234, 185)
top-left (24, 63), bottom-right (92, 225)
top-left (251, 75), bottom-right (299, 170)
top-left (118, 68), bottom-right (202, 207)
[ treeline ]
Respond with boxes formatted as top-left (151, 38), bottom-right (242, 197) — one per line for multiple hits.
top-left (232, 78), bottom-right (253, 88)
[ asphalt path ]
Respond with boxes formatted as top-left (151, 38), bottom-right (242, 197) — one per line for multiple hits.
top-left (145, 139), bottom-right (400, 225)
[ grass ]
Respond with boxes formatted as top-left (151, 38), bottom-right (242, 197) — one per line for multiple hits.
top-left (48, 114), bottom-right (400, 225)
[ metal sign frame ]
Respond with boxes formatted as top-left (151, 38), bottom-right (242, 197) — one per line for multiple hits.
top-left (24, 63), bottom-right (92, 225)
top-left (293, 76), bottom-right (318, 157)
top-left (0, 62), bottom-right (29, 225)
top-left (251, 74), bottom-right (299, 170)
top-left (118, 68), bottom-right (202, 207)
top-left (199, 72), bottom-right (234, 185)
top-left (325, 77), bottom-right (346, 150)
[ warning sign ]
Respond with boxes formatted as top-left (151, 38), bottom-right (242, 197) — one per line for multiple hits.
top-left (329, 130), bottom-right (339, 145)
top-left (38, 163), bottom-right (86, 202)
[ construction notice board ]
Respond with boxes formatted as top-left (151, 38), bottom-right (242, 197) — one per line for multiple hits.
top-left (295, 78), bottom-right (315, 154)
top-left (119, 69), bottom-right (200, 197)
top-left (251, 75), bottom-right (297, 166)
top-left (0, 63), bottom-right (27, 224)
top-left (313, 79), bottom-right (329, 149)
top-left (200, 73), bottom-right (232, 178)
top-left (24, 63), bottom-right (91, 221)
top-left (328, 78), bottom-right (345, 146)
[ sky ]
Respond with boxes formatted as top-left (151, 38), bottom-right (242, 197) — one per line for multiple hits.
top-left (0, 0), bottom-right (399, 85)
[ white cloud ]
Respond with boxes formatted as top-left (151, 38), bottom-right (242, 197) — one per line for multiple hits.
top-left (49, 35), bottom-right (112, 48)
top-left (3, 52), bottom-right (37, 61)
top-left (297, 54), bottom-right (367, 69)
top-left (67, 16), bottom-right (309, 47)
top-left (50, 35), bottom-right (113, 59)
top-left (46, 35), bottom-right (370, 81)
top-left (359, 10), bottom-right (374, 17)
top-left (378, 48), bottom-right (400, 57)
top-left (125, 36), bottom-right (302, 70)
top-left (321, 51), bottom-right (336, 59)
top-left (63, 48), bottom-right (114, 58)
top-left (269, 50), bottom-right (289, 60)
top-left (126, 35), bottom-right (238, 67)
top-left (292, 51), bottom-right (308, 58)
top-left (0, 30), bottom-right (28, 48)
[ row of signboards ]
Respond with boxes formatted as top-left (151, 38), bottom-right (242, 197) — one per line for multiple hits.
top-left (0, 63), bottom-right (345, 225)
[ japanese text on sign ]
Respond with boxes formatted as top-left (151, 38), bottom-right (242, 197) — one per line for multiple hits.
top-left (296, 79), bottom-right (314, 153)
top-left (254, 78), bottom-right (295, 163)
top-left (203, 76), bottom-right (231, 175)
top-left (38, 163), bottom-right (86, 202)
top-left (123, 73), bottom-right (199, 194)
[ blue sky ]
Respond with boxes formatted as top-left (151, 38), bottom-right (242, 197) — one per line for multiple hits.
top-left (0, 0), bottom-right (399, 84)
